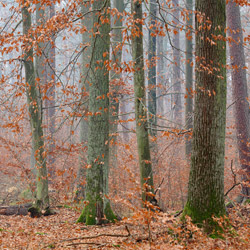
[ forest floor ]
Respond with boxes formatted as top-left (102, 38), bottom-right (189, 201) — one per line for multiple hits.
top-left (0, 204), bottom-right (250, 250)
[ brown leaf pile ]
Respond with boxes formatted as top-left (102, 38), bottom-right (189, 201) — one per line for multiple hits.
top-left (0, 205), bottom-right (249, 250)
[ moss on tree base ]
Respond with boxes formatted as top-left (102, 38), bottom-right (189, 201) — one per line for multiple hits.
top-left (77, 201), bottom-right (116, 225)
top-left (182, 202), bottom-right (228, 236)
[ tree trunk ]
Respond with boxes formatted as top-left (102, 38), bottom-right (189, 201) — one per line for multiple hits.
top-left (131, 0), bottom-right (155, 204)
top-left (75, 2), bottom-right (92, 202)
top-left (22, 2), bottom-right (50, 215)
top-left (227, 0), bottom-right (250, 201)
top-left (44, 3), bottom-right (56, 181)
top-left (185, 0), bottom-right (193, 159)
top-left (183, 0), bottom-right (227, 232)
top-left (148, 0), bottom-right (157, 136)
top-left (109, 0), bottom-right (124, 176)
top-left (77, 0), bottom-right (116, 225)
top-left (172, 0), bottom-right (182, 125)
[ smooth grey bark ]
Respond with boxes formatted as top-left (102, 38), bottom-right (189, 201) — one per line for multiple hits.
top-left (185, 0), bottom-right (193, 158)
top-left (183, 0), bottom-right (227, 231)
top-left (148, 0), bottom-right (157, 136)
top-left (109, 0), bottom-right (124, 173)
top-left (172, 0), bottom-right (182, 125)
top-left (75, 3), bottom-right (92, 202)
top-left (22, 2), bottom-right (50, 214)
top-left (45, 3), bottom-right (56, 180)
top-left (77, 0), bottom-right (116, 225)
top-left (227, 0), bottom-right (250, 201)
top-left (157, 33), bottom-right (165, 116)
top-left (131, 0), bottom-right (155, 204)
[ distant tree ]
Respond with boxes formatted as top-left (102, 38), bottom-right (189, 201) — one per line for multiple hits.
top-left (44, 3), bottom-right (56, 180)
top-left (131, 0), bottom-right (155, 204)
top-left (185, 0), bottom-right (193, 158)
top-left (148, 0), bottom-right (157, 136)
top-left (75, 2), bottom-right (92, 202)
top-left (227, 0), bottom-right (250, 202)
top-left (77, 0), bottom-right (116, 225)
top-left (183, 0), bottom-right (227, 231)
top-left (109, 0), bottom-right (125, 172)
top-left (172, 0), bottom-right (182, 125)
top-left (22, 1), bottom-right (50, 215)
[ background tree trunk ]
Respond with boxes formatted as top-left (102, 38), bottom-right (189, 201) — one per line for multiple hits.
top-left (172, 0), bottom-right (182, 125)
top-left (183, 0), bottom-right (227, 231)
top-left (75, 2), bottom-right (92, 202)
top-left (109, 0), bottom-right (124, 177)
top-left (185, 0), bottom-right (193, 159)
top-left (44, 3), bottom-right (56, 181)
top-left (131, 0), bottom-right (155, 204)
top-left (227, 0), bottom-right (250, 201)
top-left (148, 0), bottom-right (157, 136)
top-left (22, 2), bottom-right (50, 214)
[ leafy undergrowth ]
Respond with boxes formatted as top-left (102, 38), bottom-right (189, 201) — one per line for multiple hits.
top-left (0, 204), bottom-right (249, 250)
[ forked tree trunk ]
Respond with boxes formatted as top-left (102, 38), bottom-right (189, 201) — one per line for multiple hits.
top-left (227, 0), bottom-right (250, 202)
top-left (183, 0), bottom-right (227, 232)
top-left (77, 0), bottom-right (116, 225)
top-left (22, 2), bottom-right (50, 215)
top-left (131, 0), bottom-right (155, 204)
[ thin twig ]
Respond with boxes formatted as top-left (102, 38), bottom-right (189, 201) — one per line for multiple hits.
top-left (224, 160), bottom-right (241, 197)
top-left (62, 232), bottom-right (130, 242)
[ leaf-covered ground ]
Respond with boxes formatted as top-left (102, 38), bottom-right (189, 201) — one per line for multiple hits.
top-left (0, 204), bottom-right (250, 249)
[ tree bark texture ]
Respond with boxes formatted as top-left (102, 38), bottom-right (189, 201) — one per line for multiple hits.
top-left (227, 0), bottom-right (250, 201)
top-left (131, 0), bottom-right (155, 203)
top-left (22, 2), bottom-right (50, 213)
top-left (183, 0), bottom-right (227, 230)
top-left (148, 0), bottom-right (157, 136)
top-left (77, 0), bottom-right (116, 225)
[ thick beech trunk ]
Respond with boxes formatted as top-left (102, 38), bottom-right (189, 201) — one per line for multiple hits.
top-left (185, 0), bottom-right (193, 158)
top-left (77, 0), bottom-right (116, 225)
top-left (22, 2), bottom-right (50, 214)
top-left (183, 0), bottom-right (227, 231)
top-left (131, 0), bottom-right (154, 203)
top-left (227, 0), bottom-right (250, 201)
